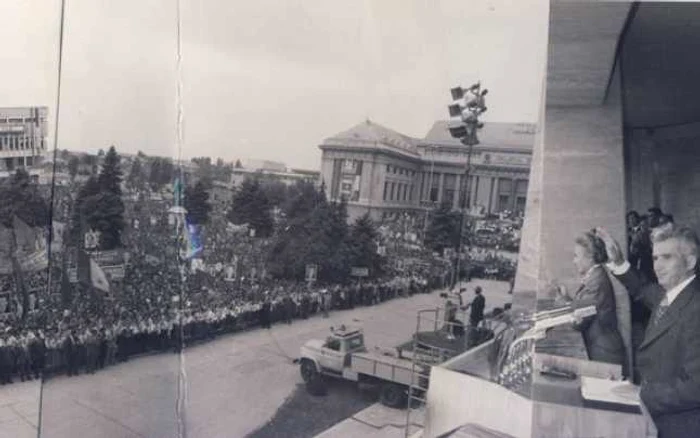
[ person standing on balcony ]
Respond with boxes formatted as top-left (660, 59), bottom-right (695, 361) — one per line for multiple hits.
top-left (598, 225), bottom-right (700, 438)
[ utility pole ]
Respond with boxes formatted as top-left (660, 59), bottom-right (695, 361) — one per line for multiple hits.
top-left (446, 82), bottom-right (488, 289)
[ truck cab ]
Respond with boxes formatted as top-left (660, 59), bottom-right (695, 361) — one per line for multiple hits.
top-left (299, 325), bottom-right (366, 380)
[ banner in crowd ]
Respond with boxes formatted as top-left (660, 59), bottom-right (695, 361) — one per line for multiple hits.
top-left (305, 264), bottom-right (317, 283)
top-left (77, 249), bottom-right (110, 293)
top-left (182, 221), bottom-right (203, 260)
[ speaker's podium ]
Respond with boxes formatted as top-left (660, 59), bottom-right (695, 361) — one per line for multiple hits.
top-left (419, 301), bottom-right (657, 438)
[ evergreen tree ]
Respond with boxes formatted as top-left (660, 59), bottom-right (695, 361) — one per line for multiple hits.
top-left (70, 147), bottom-right (125, 250)
top-left (424, 203), bottom-right (461, 254)
top-left (348, 213), bottom-right (382, 276)
top-left (234, 159), bottom-right (243, 168)
top-left (228, 178), bottom-right (274, 237)
top-left (184, 180), bottom-right (212, 225)
top-left (70, 176), bottom-right (100, 244)
top-left (267, 185), bottom-right (353, 283)
top-left (98, 146), bottom-right (123, 196)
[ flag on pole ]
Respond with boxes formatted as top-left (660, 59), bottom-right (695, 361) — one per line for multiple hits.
top-left (182, 219), bottom-right (203, 260)
top-left (173, 177), bottom-right (184, 208)
top-left (12, 216), bottom-right (48, 272)
top-left (77, 249), bottom-right (110, 293)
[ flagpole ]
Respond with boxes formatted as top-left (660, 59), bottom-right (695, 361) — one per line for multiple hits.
top-left (39, 0), bottom-right (66, 436)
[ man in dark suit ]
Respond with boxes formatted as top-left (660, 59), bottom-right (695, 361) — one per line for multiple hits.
top-left (470, 287), bottom-right (485, 328)
top-left (598, 226), bottom-right (700, 438)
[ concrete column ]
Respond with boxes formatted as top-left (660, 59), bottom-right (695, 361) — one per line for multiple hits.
top-left (469, 174), bottom-right (479, 208)
top-left (471, 175), bottom-right (480, 208)
top-left (515, 69), bottom-right (627, 300)
top-left (453, 174), bottom-right (461, 210)
top-left (437, 173), bottom-right (444, 204)
top-left (487, 177), bottom-right (496, 213)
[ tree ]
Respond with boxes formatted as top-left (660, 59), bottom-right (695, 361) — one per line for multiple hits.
top-left (284, 180), bottom-right (323, 220)
top-left (128, 158), bottom-right (145, 190)
top-left (234, 159), bottom-right (243, 168)
top-left (70, 176), bottom-right (100, 244)
top-left (70, 147), bottom-right (126, 250)
top-left (348, 213), bottom-right (382, 276)
top-left (261, 180), bottom-right (288, 209)
top-left (228, 178), bottom-right (274, 238)
top-left (0, 168), bottom-right (50, 228)
top-left (267, 185), bottom-right (352, 283)
top-left (424, 204), bottom-right (461, 254)
top-left (149, 157), bottom-right (175, 189)
top-left (67, 156), bottom-right (80, 180)
top-left (98, 146), bottom-right (123, 196)
top-left (184, 180), bottom-right (212, 225)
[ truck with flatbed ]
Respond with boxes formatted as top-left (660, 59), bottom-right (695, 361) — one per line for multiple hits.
top-left (298, 324), bottom-right (450, 408)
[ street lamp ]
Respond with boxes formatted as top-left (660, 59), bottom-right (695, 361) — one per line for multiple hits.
top-left (447, 82), bottom-right (487, 289)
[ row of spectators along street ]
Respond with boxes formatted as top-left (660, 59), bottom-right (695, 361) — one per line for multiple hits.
top-left (0, 171), bottom-right (521, 386)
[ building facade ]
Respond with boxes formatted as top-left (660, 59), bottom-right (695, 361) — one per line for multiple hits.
top-left (229, 166), bottom-right (320, 189)
top-left (0, 107), bottom-right (48, 180)
top-left (319, 120), bottom-right (534, 222)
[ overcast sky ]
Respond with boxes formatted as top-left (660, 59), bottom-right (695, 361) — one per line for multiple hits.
top-left (0, 0), bottom-right (549, 170)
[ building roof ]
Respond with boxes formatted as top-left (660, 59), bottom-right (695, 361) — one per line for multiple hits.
top-left (422, 121), bottom-right (536, 151)
top-left (320, 119), bottom-right (421, 157)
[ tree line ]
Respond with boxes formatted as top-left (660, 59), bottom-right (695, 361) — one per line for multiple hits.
top-left (3, 145), bottom-right (462, 284)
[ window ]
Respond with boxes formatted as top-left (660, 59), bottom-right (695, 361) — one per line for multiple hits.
top-left (499, 195), bottom-right (511, 212)
top-left (387, 164), bottom-right (391, 173)
top-left (443, 189), bottom-right (455, 206)
top-left (383, 181), bottom-right (389, 201)
top-left (390, 182), bottom-right (396, 201)
top-left (430, 187), bottom-right (438, 202)
top-left (403, 184), bottom-right (408, 201)
top-left (325, 337), bottom-right (341, 351)
top-left (347, 335), bottom-right (364, 350)
top-left (498, 178), bottom-right (514, 212)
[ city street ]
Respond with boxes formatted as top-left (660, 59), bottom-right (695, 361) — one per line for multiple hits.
top-left (0, 279), bottom-right (512, 438)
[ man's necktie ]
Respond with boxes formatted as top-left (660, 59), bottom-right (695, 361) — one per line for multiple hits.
top-left (652, 295), bottom-right (669, 327)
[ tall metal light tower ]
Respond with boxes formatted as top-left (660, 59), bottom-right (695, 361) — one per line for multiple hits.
top-left (447, 82), bottom-right (488, 288)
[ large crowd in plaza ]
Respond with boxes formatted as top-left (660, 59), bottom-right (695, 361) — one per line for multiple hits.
top-left (0, 186), bottom-right (453, 385)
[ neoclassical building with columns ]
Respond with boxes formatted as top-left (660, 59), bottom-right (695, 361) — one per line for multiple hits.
top-left (318, 119), bottom-right (535, 222)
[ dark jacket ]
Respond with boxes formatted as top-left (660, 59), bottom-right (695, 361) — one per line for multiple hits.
top-left (615, 267), bottom-right (700, 438)
top-left (572, 265), bottom-right (626, 366)
top-left (470, 294), bottom-right (485, 325)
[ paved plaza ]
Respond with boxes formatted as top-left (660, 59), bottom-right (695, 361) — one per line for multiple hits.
top-left (0, 280), bottom-right (512, 438)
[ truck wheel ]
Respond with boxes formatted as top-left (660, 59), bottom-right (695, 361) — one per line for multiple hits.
top-left (300, 359), bottom-right (317, 383)
top-left (380, 383), bottom-right (407, 408)
top-left (306, 374), bottom-right (327, 396)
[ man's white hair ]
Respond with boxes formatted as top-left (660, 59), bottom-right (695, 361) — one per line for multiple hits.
top-left (651, 224), bottom-right (700, 266)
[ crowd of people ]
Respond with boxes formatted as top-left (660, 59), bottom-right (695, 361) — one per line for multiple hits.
top-left (0, 190), bottom-right (449, 385)
top-left (0, 264), bottom-right (441, 384)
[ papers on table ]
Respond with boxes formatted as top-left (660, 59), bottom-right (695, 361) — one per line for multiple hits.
top-left (580, 376), bottom-right (641, 406)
